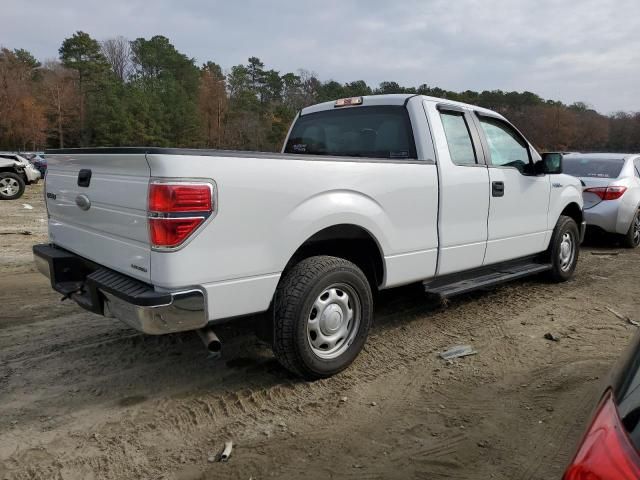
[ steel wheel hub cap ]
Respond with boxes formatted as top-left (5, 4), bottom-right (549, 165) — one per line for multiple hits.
top-left (559, 232), bottom-right (575, 271)
top-left (307, 283), bottom-right (361, 360)
top-left (0, 178), bottom-right (19, 196)
top-left (321, 305), bottom-right (343, 333)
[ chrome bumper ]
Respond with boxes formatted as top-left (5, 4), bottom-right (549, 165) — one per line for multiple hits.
top-left (103, 290), bottom-right (207, 335)
top-left (33, 243), bottom-right (207, 335)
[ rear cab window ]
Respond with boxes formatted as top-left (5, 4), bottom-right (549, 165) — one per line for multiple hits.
top-left (284, 106), bottom-right (417, 160)
top-left (563, 157), bottom-right (626, 179)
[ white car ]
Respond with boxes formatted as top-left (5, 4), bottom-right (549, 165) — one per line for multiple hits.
top-left (563, 153), bottom-right (640, 247)
top-left (33, 94), bottom-right (585, 378)
top-left (0, 152), bottom-right (42, 200)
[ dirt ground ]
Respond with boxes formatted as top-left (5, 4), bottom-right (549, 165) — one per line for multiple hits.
top-left (1, 184), bottom-right (639, 480)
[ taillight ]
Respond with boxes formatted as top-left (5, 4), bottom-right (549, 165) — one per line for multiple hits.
top-left (563, 390), bottom-right (640, 480)
top-left (148, 181), bottom-right (215, 249)
top-left (149, 183), bottom-right (212, 212)
top-left (584, 186), bottom-right (627, 201)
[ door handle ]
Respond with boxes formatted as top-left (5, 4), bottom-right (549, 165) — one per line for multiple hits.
top-left (77, 169), bottom-right (92, 188)
top-left (492, 181), bottom-right (504, 197)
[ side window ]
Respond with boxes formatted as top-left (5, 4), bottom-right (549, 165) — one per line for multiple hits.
top-left (440, 112), bottom-right (477, 166)
top-left (478, 116), bottom-right (530, 172)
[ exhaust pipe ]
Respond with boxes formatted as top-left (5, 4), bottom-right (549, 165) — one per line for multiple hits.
top-left (197, 327), bottom-right (222, 357)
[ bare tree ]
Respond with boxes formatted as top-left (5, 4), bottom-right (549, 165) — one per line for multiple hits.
top-left (41, 60), bottom-right (80, 148)
top-left (101, 36), bottom-right (131, 81)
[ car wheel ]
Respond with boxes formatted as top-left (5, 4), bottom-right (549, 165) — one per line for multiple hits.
top-left (547, 215), bottom-right (579, 282)
top-left (272, 255), bottom-right (373, 380)
top-left (622, 209), bottom-right (640, 248)
top-left (0, 172), bottom-right (26, 200)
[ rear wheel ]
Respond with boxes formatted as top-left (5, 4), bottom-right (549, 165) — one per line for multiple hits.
top-left (0, 172), bottom-right (25, 200)
top-left (272, 256), bottom-right (373, 379)
top-left (622, 209), bottom-right (640, 248)
top-left (547, 215), bottom-right (579, 282)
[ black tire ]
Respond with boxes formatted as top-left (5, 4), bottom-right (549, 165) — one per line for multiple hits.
top-left (0, 172), bottom-right (26, 200)
top-left (622, 209), bottom-right (640, 248)
top-left (547, 215), bottom-right (580, 282)
top-left (272, 255), bottom-right (373, 379)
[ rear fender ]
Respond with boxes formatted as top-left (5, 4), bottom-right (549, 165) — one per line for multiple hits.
top-left (282, 189), bottom-right (391, 262)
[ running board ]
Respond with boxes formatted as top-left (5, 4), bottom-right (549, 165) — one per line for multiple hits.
top-left (423, 261), bottom-right (552, 298)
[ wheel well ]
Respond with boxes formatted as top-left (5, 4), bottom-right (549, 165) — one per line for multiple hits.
top-left (285, 225), bottom-right (384, 290)
top-left (560, 202), bottom-right (583, 227)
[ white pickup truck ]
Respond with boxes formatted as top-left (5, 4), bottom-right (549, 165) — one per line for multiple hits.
top-left (34, 94), bottom-right (585, 379)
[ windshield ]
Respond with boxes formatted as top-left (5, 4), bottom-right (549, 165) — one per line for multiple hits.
top-left (562, 157), bottom-right (626, 179)
top-left (284, 106), bottom-right (417, 159)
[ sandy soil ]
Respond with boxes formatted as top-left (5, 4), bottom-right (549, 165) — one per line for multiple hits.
top-left (1, 184), bottom-right (639, 479)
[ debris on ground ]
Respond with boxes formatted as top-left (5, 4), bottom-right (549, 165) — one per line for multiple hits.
top-left (439, 345), bottom-right (477, 360)
top-left (219, 441), bottom-right (233, 462)
top-left (606, 306), bottom-right (627, 320)
top-left (544, 333), bottom-right (560, 342)
top-left (0, 230), bottom-right (32, 236)
top-left (605, 306), bottom-right (639, 326)
top-left (21, 204), bottom-right (34, 210)
top-left (340, 396), bottom-right (348, 403)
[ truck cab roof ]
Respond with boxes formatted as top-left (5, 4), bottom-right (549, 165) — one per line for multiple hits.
top-left (300, 94), bottom-right (503, 119)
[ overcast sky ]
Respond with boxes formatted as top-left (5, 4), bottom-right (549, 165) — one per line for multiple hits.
top-left (3, 0), bottom-right (639, 113)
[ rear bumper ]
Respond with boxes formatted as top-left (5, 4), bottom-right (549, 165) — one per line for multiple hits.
top-left (584, 201), bottom-right (634, 235)
top-left (33, 244), bottom-right (207, 335)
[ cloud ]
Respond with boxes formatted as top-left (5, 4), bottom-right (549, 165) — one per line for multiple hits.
top-left (2, 0), bottom-right (638, 113)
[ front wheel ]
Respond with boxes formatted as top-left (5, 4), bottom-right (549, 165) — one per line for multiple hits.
top-left (272, 256), bottom-right (373, 380)
top-left (0, 172), bottom-right (26, 200)
top-left (622, 209), bottom-right (640, 248)
top-left (547, 215), bottom-right (579, 282)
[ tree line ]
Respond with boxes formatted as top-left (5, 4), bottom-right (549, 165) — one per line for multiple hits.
top-left (1, 31), bottom-right (639, 153)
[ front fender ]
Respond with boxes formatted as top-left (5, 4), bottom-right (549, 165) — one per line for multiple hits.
top-left (547, 174), bottom-right (584, 230)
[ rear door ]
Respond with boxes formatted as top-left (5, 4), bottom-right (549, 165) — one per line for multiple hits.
top-left (431, 103), bottom-right (490, 275)
top-left (44, 151), bottom-right (152, 282)
top-left (474, 114), bottom-right (551, 265)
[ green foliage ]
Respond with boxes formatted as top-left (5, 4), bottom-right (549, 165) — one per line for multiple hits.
top-left (59, 31), bottom-right (109, 82)
top-left (13, 48), bottom-right (38, 67)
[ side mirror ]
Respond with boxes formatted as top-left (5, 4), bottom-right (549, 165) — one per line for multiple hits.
top-left (538, 152), bottom-right (563, 175)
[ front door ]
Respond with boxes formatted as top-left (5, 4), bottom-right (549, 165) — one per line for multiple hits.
top-left (475, 114), bottom-right (551, 265)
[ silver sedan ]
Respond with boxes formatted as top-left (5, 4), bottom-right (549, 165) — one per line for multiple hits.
top-left (563, 153), bottom-right (640, 248)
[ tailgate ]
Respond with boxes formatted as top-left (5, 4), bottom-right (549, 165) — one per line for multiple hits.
top-left (44, 151), bottom-right (151, 282)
